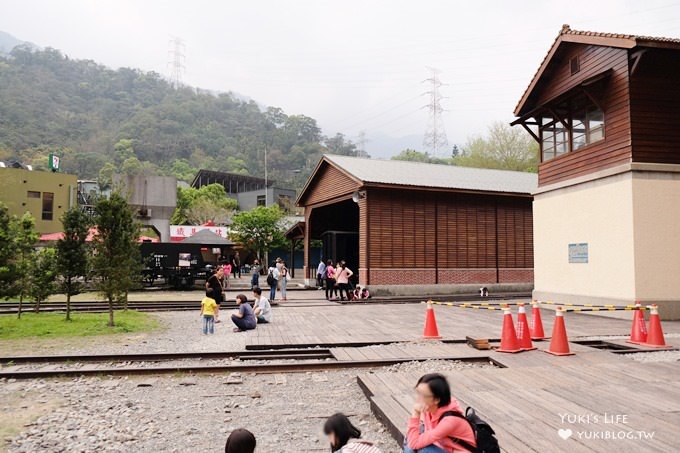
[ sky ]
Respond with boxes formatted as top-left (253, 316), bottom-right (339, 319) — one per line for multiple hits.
top-left (1, 0), bottom-right (679, 158)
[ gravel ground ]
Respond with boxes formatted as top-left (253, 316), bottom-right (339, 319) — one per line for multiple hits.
top-left (623, 349), bottom-right (680, 362)
top-left (2, 359), bottom-right (489, 453)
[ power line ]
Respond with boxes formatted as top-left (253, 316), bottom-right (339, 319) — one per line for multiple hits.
top-left (422, 67), bottom-right (448, 157)
top-left (168, 36), bottom-right (186, 88)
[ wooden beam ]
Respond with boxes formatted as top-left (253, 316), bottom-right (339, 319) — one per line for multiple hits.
top-left (520, 122), bottom-right (540, 143)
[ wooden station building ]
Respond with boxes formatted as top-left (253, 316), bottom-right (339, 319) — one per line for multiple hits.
top-left (296, 155), bottom-right (537, 292)
top-left (511, 25), bottom-right (680, 318)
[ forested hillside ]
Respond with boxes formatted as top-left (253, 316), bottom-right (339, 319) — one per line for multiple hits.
top-left (0, 45), bottom-right (361, 188)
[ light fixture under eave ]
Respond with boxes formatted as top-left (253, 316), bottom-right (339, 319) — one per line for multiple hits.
top-left (351, 190), bottom-right (366, 203)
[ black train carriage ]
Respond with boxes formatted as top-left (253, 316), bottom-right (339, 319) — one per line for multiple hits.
top-left (140, 242), bottom-right (230, 289)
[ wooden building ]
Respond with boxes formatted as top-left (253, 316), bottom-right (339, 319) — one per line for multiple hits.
top-left (296, 155), bottom-right (537, 291)
top-left (511, 25), bottom-right (680, 318)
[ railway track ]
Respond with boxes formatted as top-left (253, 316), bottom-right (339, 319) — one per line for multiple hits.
top-left (0, 292), bottom-right (531, 314)
top-left (0, 348), bottom-right (497, 379)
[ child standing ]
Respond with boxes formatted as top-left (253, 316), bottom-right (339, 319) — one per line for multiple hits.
top-left (200, 289), bottom-right (219, 335)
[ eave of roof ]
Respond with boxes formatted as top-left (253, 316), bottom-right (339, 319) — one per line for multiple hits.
top-left (514, 25), bottom-right (680, 117)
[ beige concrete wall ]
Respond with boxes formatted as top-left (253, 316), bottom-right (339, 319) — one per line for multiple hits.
top-left (632, 171), bottom-right (680, 302)
top-left (0, 168), bottom-right (77, 234)
top-left (533, 172), bottom-right (636, 302)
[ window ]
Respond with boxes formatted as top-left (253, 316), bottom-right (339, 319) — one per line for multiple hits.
top-left (572, 106), bottom-right (604, 151)
top-left (538, 97), bottom-right (605, 161)
top-left (42, 192), bottom-right (54, 221)
top-left (256, 195), bottom-right (266, 207)
top-left (540, 115), bottom-right (569, 161)
top-left (27, 191), bottom-right (40, 198)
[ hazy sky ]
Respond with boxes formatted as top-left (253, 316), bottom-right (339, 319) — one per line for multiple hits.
top-left (1, 0), bottom-right (679, 156)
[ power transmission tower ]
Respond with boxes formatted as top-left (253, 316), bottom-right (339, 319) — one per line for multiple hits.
top-left (168, 37), bottom-right (185, 88)
top-left (356, 130), bottom-right (369, 158)
top-left (422, 67), bottom-right (448, 157)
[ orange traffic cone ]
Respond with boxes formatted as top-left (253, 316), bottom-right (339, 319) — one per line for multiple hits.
top-left (544, 307), bottom-right (575, 356)
top-left (627, 301), bottom-right (647, 345)
top-left (530, 300), bottom-right (546, 340)
top-left (642, 304), bottom-right (667, 348)
top-left (422, 301), bottom-right (442, 340)
top-left (496, 305), bottom-right (521, 353)
top-left (516, 303), bottom-right (536, 351)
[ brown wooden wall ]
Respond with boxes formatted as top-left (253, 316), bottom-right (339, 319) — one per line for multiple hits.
top-left (536, 44), bottom-right (633, 186)
top-left (300, 162), bottom-right (359, 206)
top-left (630, 48), bottom-right (680, 164)
top-left (366, 188), bottom-right (533, 272)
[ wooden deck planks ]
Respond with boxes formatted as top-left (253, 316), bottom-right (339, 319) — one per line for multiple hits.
top-left (357, 357), bottom-right (680, 453)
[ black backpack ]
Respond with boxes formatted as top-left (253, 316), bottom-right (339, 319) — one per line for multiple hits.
top-left (438, 407), bottom-right (500, 453)
top-left (266, 270), bottom-right (276, 287)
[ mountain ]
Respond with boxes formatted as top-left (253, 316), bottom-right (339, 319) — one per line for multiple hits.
top-left (0, 38), bottom-right (361, 189)
top-left (0, 31), bottom-right (37, 57)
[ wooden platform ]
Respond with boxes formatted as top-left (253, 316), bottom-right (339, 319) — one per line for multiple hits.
top-left (330, 343), bottom-right (493, 363)
top-left (247, 302), bottom-right (680, 349)
top-left (358, 349), bottom-right (680, 452)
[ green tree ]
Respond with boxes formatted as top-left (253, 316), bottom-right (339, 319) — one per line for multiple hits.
top-left (11, 213), bottom-right (39, 318)
top-left (171, 184), bottom-right (237, 225)
top-left (455, 122), bottom-right (539, 172)
top-left (27, 247), bottom-right (58, 313)
top-left (56, 207), bottom-right (91, 320)
top-left (229, 206), bottom-right (285, 261)
top-left (91, 193), bottom-right (141, 326)
top-left (392, 149), bottom-right (435, 163)
top-left (0, 202), bottom-right (17, 300)
top-left (98, 162), bottom-right (116, 190)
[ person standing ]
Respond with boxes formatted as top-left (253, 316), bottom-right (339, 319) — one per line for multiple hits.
top-left (336, 261), bottom-right (354, 302)
top-left (325, 260), bottom-right (337, 301)
top-left (250, 259), bottom-right (261, 289)
top-left (316, 259), bottom-right (326, 290)
top-left (223, 262), bottom-right (232, 289)
top-left (280, 261), bottom-right (289, 301)
top-left (200, 289), bottom-right (219, 335)
top-left (205, 267), bottom-right (224, 322)
top-left (267, 261), bottom-right (280, 302)
top-left (231, 251), bottom-right (241, 279)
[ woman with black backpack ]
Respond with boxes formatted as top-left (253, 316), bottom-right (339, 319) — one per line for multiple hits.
top-left (403, 373), bottom-right (477, 453)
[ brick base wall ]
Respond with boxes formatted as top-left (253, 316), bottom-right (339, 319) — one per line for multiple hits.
top-left (499, 268), bottom-right (534, 283)
top-left (368, 268), bottom-right (534, 285)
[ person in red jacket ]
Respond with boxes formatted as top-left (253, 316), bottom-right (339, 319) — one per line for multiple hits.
top-left (404, 373), bottom-right (477, 453)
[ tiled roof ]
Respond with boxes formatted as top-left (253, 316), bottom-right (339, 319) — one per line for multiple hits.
top-left (561, 26), bottom-right (680, 45)
top-left (323, 155), bottom-right (537, 195)
top-left (514, 25), bottom-right (680, 116)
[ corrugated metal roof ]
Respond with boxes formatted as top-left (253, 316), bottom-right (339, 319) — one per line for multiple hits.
top-left (324, 155), bottom-right (537, 195)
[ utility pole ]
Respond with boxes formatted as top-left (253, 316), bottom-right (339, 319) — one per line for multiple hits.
top-left (168, 37), bottom-right (185, 88)
top-left (264, 147), bottom-right (268, 206)
top-left (422, 67), bottom-right (448, 157)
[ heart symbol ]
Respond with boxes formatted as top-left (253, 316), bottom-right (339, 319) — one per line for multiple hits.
top-left (558, 428), bottom-right (573, 440)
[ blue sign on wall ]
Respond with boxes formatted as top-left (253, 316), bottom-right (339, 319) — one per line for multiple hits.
top-left (568, 243), bottom-right (588, 263)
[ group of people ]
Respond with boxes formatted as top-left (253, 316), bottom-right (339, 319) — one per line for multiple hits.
top-left (316, 259), bottom-right (369, 302)
top-left (266, 257), bottom-right (290, 302)
top-left (201, 284), bottom-right (273, 334)
top-left (224, 412), bottom-right (382, 453)
top-left (223, 373), bottom-right (481, 452)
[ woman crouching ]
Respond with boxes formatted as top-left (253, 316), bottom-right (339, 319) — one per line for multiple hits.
top-left (404, 373), bottom-right (476, 453)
